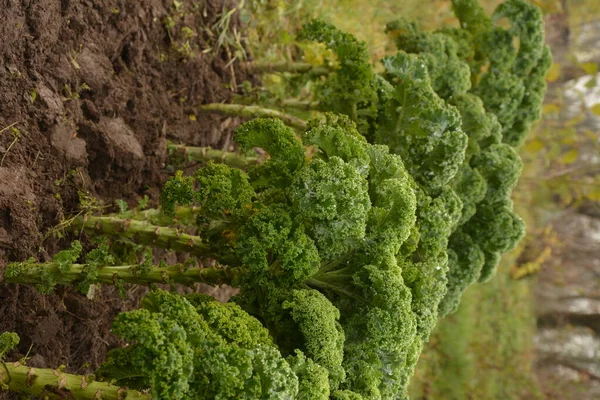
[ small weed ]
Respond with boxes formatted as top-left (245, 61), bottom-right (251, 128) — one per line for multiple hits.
top-left (175, 40), bottom-right (193, 60)
top-left (62, 83), bottom-right (91, 102)
top-left (0, 124), bottom-right (22, 167)
top-left (181, 26), bottom-right (196, 40)
top-left (115, 199), bottom-right (129, 213)
top-left (137, 195), bottom-right (149, 210)
top-left (68, 45), bottom-right (83, 70)
top-left (7, 65), bottom-right (23, 78)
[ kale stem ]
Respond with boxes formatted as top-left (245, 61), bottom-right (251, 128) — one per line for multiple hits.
top-left (277, 99), bottom-right (321, 110)
top-left (167, 143), bottom-right (260, 169)
top-left (306, 277), bottom-right (361, 301)
top-left (110, 206), bottom-right (201, 226)
top-left (0, 362), bottom-right (150, 400)
top-left (4, 262), bottom-right (237, 288)
top-left (72, 215), bottom-right (220, 259)
top-left (197, 103), bottom-right (308, 130)
top-left (241, 61), bottom-right (332, 77)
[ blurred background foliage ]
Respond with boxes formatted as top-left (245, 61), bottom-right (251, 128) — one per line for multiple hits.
top-left (237, 0), bottom-right (600, 398)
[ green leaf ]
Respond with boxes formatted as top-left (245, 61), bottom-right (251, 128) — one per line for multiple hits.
top-left (53, 241), bottom-right (83, 273)
top-left (115, 199), bottom-right (128, 213)
top-left (581, 62), bottom-right (598, 75)
top-left (590, 103), bottom-right (600, 116)
top-left (137, 195), bottom-right (150, 210)
top-left (0, 332), bottom-right (19, 358)
top-left (588, 188), bottom-right (600, 202)
top-left (560, 149), bottom-right (578, 165)
top-left (523, 138), bottom-right (545, 153)
top-left (565, 114), bottom-right (585, 127)
top-left (584, 129), bottom-right (597, 140)
top-left (545, 63), bottom-right (561, 82)
top-left (542, 103), bottom-right (560, 114)
top-left (585, 78), bottom-right (597, 89)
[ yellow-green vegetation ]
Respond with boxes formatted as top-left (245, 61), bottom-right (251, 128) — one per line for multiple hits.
top-left (569, 0), bottom-right (600, 25)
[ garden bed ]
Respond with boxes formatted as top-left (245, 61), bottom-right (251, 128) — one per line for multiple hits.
top-left (0, 0), bottom-right (249, 392)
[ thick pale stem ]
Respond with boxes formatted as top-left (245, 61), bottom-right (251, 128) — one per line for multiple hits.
top-left (72, 215), bottom-right (223, 260)
top-left (197, 103), bottom-right (308, 130)
top-left (279, 99), bottom-right (320, 110)
top-left (167, 143), bottom-right (259, 169)
top-left (4, 262), bottom-right (238, 288)
top-left (110, 206), bottom-right (201, 226)
top-left (0, 362), bottom-right (149, 400)
top-left (242, 61), bottom-right (332, 76)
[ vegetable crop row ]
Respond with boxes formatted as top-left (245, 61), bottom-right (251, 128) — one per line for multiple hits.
top-left (1, 1), bottom-right (550, 399)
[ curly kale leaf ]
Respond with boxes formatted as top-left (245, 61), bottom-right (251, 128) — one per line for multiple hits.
top-left (386, 19), bottom-right (471, 98)
top-left (339, 252), bottom-right (417, 399)
top-left (283, 289), bottom-right (346, 390)
top-left (233, 284), bottom-right (344, 394)
top-left (439, 229), bottom-right (485, 316)
top-left (161, 170), bottom-right (196, 216)
top-left (304, 113), bottom-right (372, 176)
top-left (289, 156), bottom-right (370, 261)
top-left (471, 143), bottom-right (523, 203)
top-left (493, 0), bottom-right (546, 77)
top-left (302, 144), bottom-right (418, 398)
top-left (451, 164), bottom-right (487, 226)
top-left (298, 19), bottom-right (378, 125)
top-left (194, 161), bottom-right (255, 218)
top-left (0, 332), bottom-right (19, 359)
top-left (479, 250), bottom-right (503, 282)
top-left (448, 93), bottom-right (503, 159)
top-left (363, 144), bottom-right (418, 256)
top-left (183, 292), bottom-right (274, 348)
top-left (505, 45), bottom-right (551, 146)
top-left (378, 52), bottom-right (467, 191)
top-left (473, 69), bottom-right (525, 136)
top-left (235, 205), bottom-right (292, 272)
top-left (400, 187), bottom-right (461, 339)
top-left (451, 0), bottom-right (551, 147)
top-left (288, 350), bottom-right (331, 400)
top-left (234, 118), bottom-right (306, 188)
top-left (466, 199), bottom-right (525, 255)
top-left (100, 290), bottom-right (300, 399)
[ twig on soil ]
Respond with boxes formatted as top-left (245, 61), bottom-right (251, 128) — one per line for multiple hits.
top-left (31, 150), bottom-right (42, 169)
top-left (0, 121), bottom-right (18, 134)
top-left (0, 123), bottom-right (21, 167)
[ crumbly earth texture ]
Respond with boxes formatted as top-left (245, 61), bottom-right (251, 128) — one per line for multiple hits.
top-left (0, 1), bottom-right (250, 396)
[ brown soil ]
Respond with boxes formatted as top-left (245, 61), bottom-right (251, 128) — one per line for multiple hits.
top-left (0, 0), bottom-right (251, 396)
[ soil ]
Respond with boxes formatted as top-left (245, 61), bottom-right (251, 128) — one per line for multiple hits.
top-left (0, 0), bottom-right (251, 396)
